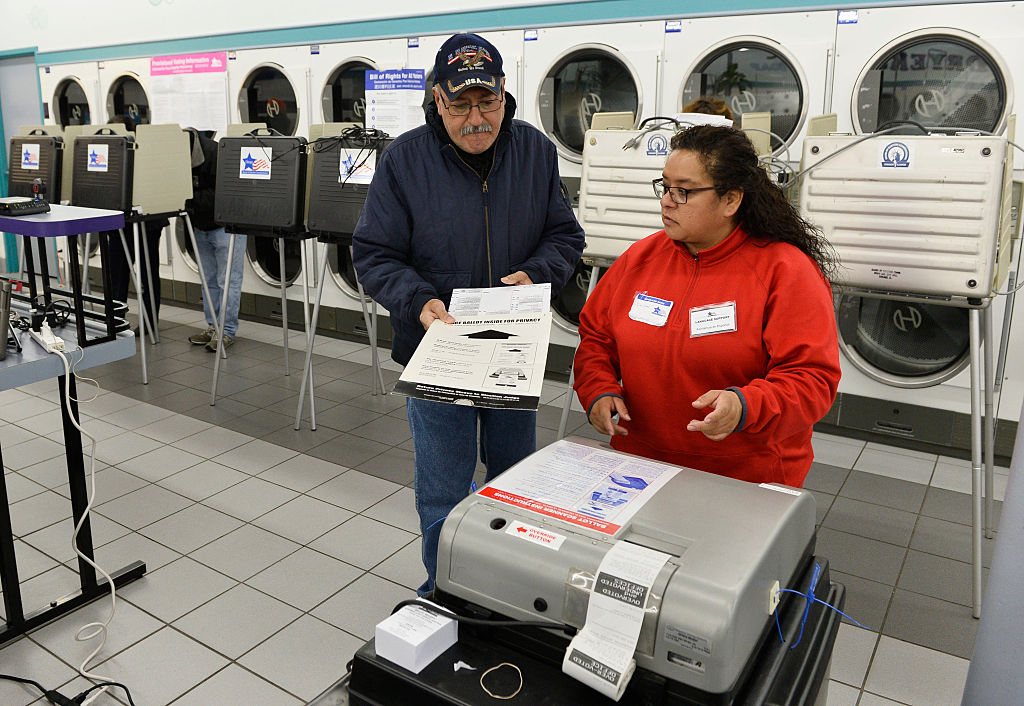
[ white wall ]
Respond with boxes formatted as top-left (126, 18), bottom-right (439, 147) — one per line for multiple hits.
top-left (0, 0), bottom-right (566, 54)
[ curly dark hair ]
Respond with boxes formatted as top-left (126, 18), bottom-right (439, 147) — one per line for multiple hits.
top-left (670, 125), bottom-right (838, 282)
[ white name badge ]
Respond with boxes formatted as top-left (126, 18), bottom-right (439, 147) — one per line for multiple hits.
top-left (629, 293), bottom-right (673, 326)
top-left (690, 301), bottom-right (737, 337)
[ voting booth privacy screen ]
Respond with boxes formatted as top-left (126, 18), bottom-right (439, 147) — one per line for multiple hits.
top-left (71, 130), bottom-right (135, 212)
top-left (215, 132), bottom-right (308, 235)
top-left (8, 133), bottom-right (63, 200)
top-left (578, 127), bottom-right (672, 259)
top-left (799, 134), bottom-right (1013, 304)
top-left (306, 135), bottom-right (393, 239)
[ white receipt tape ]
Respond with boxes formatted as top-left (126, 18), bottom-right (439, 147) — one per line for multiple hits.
top-left (562, 540), bottom-right (671, 701)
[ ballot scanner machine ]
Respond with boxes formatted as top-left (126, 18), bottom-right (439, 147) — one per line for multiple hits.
top-left (346, 438), bottom-right (843, 705)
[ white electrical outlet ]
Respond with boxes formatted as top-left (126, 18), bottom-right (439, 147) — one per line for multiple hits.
top-left (768, 580), bottom-right (781, 614)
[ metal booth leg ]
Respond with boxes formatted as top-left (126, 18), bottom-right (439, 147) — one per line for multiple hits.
top-left (139, 223), bottom-right (160, 343)
top-left (350, 245), bottom-right (386, 395)
top-left (278, 238), bottom-right (290, 375)
top-left (295, 241), bottom-right (329, 430)
top-left (210, 228), bottom-right (238, 406)
top-left (969, 308), bottom-right (983, 618)
top-left (983, 303), bottom-right (995, 538)
top-left (119, 227), bottom-right (149, 384)
top-left (557, 263), bottom-right (603, 439)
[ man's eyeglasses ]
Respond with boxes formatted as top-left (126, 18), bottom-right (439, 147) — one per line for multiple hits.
top-left (652, 178), bottom-right (716, 204)
top-left (440, 95), bottom-right (504, 117)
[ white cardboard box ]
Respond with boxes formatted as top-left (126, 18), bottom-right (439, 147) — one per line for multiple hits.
top-left (374, 601), bottom-right (458, 674)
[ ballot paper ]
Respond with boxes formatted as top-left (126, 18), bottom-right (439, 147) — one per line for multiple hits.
top-left (394, 284), bottom-right (553, 409)
top-left (562, 541), bottom-right (672, 701)
top-left (447, 282), bottom-right (551, 317)
top-left (477, 438), bottom-right (681, 535)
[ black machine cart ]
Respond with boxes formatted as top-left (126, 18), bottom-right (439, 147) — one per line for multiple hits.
top-left (342, 557), bottom-right (843, 706)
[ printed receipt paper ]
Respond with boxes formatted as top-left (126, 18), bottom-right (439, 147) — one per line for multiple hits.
top-left (563, 541), bottom-right (671, 700)
top-left (394, 283), bottom-right (552, 410)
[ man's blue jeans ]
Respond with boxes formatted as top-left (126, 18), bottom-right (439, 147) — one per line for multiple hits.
top-left (407, 397), bottom-right (536, 596)
top-left (194, 227), bottom-right (246, 337)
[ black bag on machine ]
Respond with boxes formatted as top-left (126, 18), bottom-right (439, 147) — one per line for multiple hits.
top-left (8, 130), bottom-right (63, 200)
top-left (215, 129), bottom-right (307, 236)
top-left (184, 128), bottom-right (219, 231)
top-left (71, 129), bottom-right (135, 212)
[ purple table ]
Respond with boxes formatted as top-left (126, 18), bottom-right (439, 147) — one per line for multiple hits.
top-left (0, 203), bottom-right (123, 237)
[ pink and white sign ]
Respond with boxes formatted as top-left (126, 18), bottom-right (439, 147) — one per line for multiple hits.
top-left (150, 52), bottom-right (228, 76)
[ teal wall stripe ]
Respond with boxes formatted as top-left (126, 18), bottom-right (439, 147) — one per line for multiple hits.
top-left (0, 46), bottom-right (37, 59)
top-left (33, 0), bottom-right (881, 65)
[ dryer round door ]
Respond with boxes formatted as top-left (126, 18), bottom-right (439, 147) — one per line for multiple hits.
top-left (679, 38), bottom-right (807, 156)
top-left (107, 75), bottom-right (151, 125)
top-left (54, 78), bottom-right (91, 127)
top-left (537, 46), bottom-right (642, 164)
top-left (328, 242), bottom-right (362, 300)
top-left (174, 218), bottom-right (200, 273)
top-left (322, 60), bottom-right (374, 124)
top-left (836, 294), bottom-right (972, 388)
top-left (552, 262), bottom-right (606, 333)
top-left (238, 65), bottom-right (300, 136)
top-left (247, 236), bottom-right (302, 287)
top-left (852, 30), bottom-right (1012, 134)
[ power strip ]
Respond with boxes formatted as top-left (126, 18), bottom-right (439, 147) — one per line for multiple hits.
top-left (28, 323), bottom-right (65, 353)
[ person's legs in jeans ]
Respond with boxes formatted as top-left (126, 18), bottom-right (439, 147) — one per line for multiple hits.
top-left (479, 408), bottom-right (537, 482)
top-left (195, 227), bottom-right (244, 336)
top-left (221, 232), bottom-right (246, 337)
top-left (408, 397), bottom-right (479, 596)
top-left (194, 228), bottom-right (221, 330)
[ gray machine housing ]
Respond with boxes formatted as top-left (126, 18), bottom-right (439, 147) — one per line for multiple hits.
top-left (436, 438), bottom-right (816, 695)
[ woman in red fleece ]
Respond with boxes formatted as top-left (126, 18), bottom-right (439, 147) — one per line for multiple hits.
top-left (573, 126), bottom-right (841, 488)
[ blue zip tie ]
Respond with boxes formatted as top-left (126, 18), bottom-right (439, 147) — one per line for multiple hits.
top-left (773, 563), bottom-right (868, 649)
top-left (424, 515), bottom-right (447, 532)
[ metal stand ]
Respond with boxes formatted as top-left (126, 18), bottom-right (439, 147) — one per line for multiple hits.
top-left (138, 222), bottom-right (160, 345)
top-left (181, 214), bottom-right (232, 405)
top-left (969, 304), bottom-right (996, 618)
top-left (294, 240), bottom-right (328, 430)
top-left (557, 258), bottom-right (610, 439)
top-left (279, 238), bottom-right (290, 376)
top-left (117, 227), bottom-right (151, 384)
top-left (352, 245), bottom-right (386, 396)
top-left (1, 360), bottom-right (146, 647)
top-left (293, 240), bottom-right (384, 430)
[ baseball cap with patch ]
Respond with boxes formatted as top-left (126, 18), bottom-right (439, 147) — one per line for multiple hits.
top-left (433, 33), bottom-right (505, 101)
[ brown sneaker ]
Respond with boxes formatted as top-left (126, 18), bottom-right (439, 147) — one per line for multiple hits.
top-left (189, 326), bottom-right (216, 345)
top-left (206, 334), bottom-right (234, 352)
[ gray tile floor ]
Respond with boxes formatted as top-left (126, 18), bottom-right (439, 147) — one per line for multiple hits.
top-left (0, 303), bottom-right (1008, 705)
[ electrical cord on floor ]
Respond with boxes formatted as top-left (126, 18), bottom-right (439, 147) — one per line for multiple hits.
top-left (391, 599), bottom-right (577, 635)
top-left (72, 681), bottom-right (137, 706)
top-left (0, 673), bottom-right (75, 705)
top-left (52, 349), bottom-right (127, 705)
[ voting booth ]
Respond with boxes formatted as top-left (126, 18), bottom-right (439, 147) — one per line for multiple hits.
top-left (347, 439), bottom-right (843, 705)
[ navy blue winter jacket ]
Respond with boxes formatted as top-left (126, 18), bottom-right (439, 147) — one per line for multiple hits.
top-left (352, 94), bottom-right (585, 366)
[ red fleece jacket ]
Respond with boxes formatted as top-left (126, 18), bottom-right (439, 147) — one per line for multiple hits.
top-left (573, 226), bottom-right (840, 487)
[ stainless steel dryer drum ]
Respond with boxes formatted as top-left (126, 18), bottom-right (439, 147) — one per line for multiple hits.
top-left (106, 74), bottom-right (151, 125)
top-left (52, 77), bottom-right (92, 127)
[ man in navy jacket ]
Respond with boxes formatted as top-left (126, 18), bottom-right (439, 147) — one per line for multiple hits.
top-left (353, 32), bottom-right (584, 595)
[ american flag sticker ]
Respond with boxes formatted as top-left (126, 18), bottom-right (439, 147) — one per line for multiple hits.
top-left (239, 147), bottom-right (272, 180)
